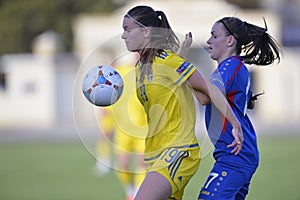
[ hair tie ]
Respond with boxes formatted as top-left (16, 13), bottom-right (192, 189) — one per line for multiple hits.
top-left (155, 11), bottom-right (162, 20)
top-left (220, 20), bottom-right (238, 41)
top-left (262, 17), bottom-right (268, 32)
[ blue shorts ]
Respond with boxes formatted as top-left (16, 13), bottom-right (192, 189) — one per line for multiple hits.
top-left (198, 162), bottom-right (257, 200)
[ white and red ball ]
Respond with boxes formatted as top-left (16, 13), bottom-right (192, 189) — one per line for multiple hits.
top-left (82, 65), bottom-right (123, 106)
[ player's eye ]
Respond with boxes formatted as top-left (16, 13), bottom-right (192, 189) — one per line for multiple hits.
top-left (123, 26), bottom-right (130, 32)
top-left (124, 27), bottom-right (131, 32)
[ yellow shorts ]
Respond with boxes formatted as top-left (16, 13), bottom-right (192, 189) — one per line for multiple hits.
top-left (147, 146), bottom-right (201, 200)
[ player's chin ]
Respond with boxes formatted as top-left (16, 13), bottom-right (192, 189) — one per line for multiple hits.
top-left (126, 45), bottom-right (139, 52)
top-left (127, 48), bottom-right (139, 53)
top-left (207, 50), bottom-right (214, 58)
top-left (125, 43), bottom-right (132, 51)
top-left (126, 47), bottom-right (134, 52)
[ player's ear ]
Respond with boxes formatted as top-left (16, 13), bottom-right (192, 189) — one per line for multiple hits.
top-left (227, 35), bottom-right (236, 47)
top-left (143, 27), bottom-right (151, 38)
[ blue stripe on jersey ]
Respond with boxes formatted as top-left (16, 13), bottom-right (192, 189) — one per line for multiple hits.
top-left (175, 64), bottom-right (194, 85)
top-left (144, 154), bottom-right (161, 162)
top-left (157, 50), bottom-right (169, 59)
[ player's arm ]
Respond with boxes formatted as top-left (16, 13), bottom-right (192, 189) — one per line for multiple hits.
top-left (193, 90), bottom-right (211, 106)
top-left (177, 33), bottom-right (212, 106)
top-left (188, 70), bottom-right (243, 155)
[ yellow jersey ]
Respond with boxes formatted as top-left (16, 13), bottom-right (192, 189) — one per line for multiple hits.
top-left (136, 50), bottom-right (199, 163)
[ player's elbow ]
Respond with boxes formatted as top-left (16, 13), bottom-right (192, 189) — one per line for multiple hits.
top-left (193, 91), bottom-right (211, 106)
top-left (199, 97), bottom-right (211, 106)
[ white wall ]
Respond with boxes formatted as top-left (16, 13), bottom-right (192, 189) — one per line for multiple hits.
top-left (0, 54), bottom-right (56, 129)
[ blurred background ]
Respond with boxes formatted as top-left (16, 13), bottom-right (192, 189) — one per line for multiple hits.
top-left (0, 0), bottom-right (299, 199)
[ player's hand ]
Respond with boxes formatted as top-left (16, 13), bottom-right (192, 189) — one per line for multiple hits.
top-left (227, 126), bottom-right (243, 155)
top-left (177, 32), bottom-right (192, 59)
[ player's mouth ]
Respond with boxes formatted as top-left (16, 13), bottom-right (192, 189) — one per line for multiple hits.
top-left (207, 46), bottom-right (213, 53)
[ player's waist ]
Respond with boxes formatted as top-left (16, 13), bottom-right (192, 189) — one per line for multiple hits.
top-left (144, 143), bottom-right (199, 163)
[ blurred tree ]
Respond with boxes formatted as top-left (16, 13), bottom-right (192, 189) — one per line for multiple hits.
top-left (0, 0), bottom-right (123, 54)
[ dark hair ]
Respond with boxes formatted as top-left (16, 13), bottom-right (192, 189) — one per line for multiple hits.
top-left (218, 17), bottom-right (281, 66)
top-left (125, 6), bottom-right (179, 81)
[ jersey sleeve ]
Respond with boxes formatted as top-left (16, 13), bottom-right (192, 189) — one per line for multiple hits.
top-left (210, 71), bottom-right (226, 94)
top-left (161, 52), bottom-right (196, 86)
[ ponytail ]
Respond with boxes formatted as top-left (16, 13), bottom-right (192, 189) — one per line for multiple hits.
top-left (219, 17), bottom-right (281, 66)
top-left (242, 18), bottom-right (281, 65)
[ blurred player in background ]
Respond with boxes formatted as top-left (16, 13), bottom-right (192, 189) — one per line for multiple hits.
top-left (96, 54), bottom-right (148, 200)
top-left (194, 17), bottom-right (281, 199)
top-left (95, 107), bottom-right (114, 176)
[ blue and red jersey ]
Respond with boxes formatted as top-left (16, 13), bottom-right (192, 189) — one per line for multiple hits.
top-left (205, 56), bottom-right (259, 167)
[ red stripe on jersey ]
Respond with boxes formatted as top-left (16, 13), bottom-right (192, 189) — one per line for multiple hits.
top-left (226, 90), bottom-right (236, 107)
top-left (226, 60), bottom-right (242, 86)
top-left (221, 90), bottom-right (236, 135)
top-left (221, 116), bottom-right (229, 135)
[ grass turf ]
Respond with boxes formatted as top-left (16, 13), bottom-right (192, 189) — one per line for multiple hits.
top-left (185, 136), bottom-right (300, 200)
top-left (0, 136), bottom-right (299, 200)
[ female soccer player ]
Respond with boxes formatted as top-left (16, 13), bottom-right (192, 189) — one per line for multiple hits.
top-left (197, 17), bottom-right (281, 199)
top-left (121, 6), bottom-right (243, 200)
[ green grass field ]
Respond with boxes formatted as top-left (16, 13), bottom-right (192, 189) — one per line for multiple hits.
top-left (0, 135), bottom-right (299, 200)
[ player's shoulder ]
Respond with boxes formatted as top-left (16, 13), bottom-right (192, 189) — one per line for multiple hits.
top-left (222, 56), bottom-right (242, 67)
top-left (220, 56), bottom-right (247, 74)
top-left (155, 50), bottom-right (184, 62)
top-left (155, 50), bottom-right (188, 71)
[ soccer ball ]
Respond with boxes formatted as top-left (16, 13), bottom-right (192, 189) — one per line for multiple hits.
top-left (82, 65), bottom-right (123, 106)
